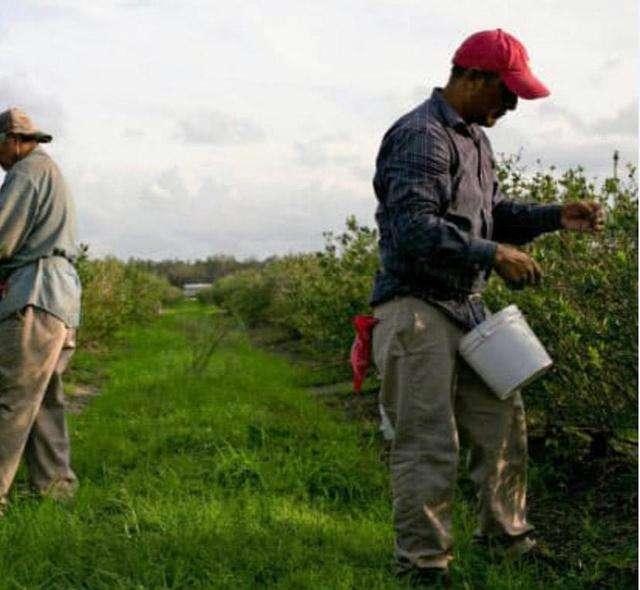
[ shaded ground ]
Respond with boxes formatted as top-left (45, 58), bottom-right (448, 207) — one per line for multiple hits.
top-left (2, 307), bottom-right (632, 589)
top-left (251, 324), bottom-right (639, 589)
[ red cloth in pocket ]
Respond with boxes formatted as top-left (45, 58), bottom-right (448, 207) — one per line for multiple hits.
top-left (350, 315), bottom-right (379, 393)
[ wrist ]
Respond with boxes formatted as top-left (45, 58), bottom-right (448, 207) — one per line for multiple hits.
top-left (469, 238), bottom-right (498, 269)
top-left (558, 205), bottom-right (568, 230)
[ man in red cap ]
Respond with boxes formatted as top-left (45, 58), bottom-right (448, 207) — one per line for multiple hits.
top-left (370, 29), bottom-right (603, 585)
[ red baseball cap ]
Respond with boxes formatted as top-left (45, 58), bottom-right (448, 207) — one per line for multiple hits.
top-left (453, 29), bottom-right (550, 99)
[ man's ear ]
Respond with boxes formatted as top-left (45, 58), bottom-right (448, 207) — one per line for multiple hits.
top-left (478, 74), bottom-right (502, 95)
top-left (466, 72), bottom-right (487, 94)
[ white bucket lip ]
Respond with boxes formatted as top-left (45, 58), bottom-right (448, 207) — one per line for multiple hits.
top-left (459, 304), bottom-right (523, 355)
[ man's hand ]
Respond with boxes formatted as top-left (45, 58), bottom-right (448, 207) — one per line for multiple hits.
top-left (560, 201), bottom-right (605, 232)
top-left (494, 244), bottom-right (542, 290)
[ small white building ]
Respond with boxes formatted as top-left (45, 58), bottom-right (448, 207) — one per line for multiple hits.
top-left (182, 282), bottom-right (213, 298)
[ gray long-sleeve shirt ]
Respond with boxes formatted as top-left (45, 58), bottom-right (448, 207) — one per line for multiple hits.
top-left (370, 88), bottom-right (562, 329)
top-left (0, 147), bottom-right (81, 327)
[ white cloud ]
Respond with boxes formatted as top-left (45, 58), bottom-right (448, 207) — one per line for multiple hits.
top-left (294, 133), bottom-right (363, 167)
top-left (537, 101), bottom-right (638, 140)
top-left (0, 0), bottom-right (635, 260)
top-left (537, 103), bottom-right (589, 135)
top-left (175, 110), bottom-right (266, 146)
top-left (0, 75), bottom-right (65, 137)
top-left (592, 102), bottom-right (638, 137)
top-left (122, 127), bottom-right (146, 139)
top-left (72, 163), bottom-right (374, 261)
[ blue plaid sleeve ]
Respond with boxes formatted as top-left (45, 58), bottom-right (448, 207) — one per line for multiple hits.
top-left (382, 127), bottom-right (496, 270)
top-left (492, 182), bottom-right (563, 245)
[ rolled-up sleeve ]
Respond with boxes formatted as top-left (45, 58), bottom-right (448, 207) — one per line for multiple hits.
top-left (382, 127), bottom-right (497, 270)
top-left (0, 171), bottom-right (38, 260)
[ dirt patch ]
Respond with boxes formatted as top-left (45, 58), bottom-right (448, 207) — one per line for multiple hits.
top-left (65, 383), bottom-right (101, 414)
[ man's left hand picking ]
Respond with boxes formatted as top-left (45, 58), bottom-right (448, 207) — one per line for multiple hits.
top-left (560, 201), bottom-right (605, 233)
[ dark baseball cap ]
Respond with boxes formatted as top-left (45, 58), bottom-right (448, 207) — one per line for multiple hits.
top-left (0, 107), bottom-right (52, 143)
top-left (453, 29), bottom-right (550, 99)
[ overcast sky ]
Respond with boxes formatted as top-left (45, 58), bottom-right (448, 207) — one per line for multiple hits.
top-left (0, 1), bottom-right (637, 260)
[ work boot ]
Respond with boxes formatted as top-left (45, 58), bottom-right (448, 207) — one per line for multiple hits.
top-left (474, 532), bottom-right (554, 565)
top-left (506, 535), bottom-right (554, 564)
top-left (397, 567), bottom-right (452, 588)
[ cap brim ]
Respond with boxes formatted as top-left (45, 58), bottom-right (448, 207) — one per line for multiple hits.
top-left (502, 68), bottom-right (550, 100)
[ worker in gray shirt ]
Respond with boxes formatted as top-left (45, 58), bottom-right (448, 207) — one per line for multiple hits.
top-left (0, 108), bottom-right (81, 514)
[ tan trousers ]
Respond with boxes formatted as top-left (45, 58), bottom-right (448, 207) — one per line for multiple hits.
top-left (0, 306), bottom-right (77, 506)
top-left (372, 297), bottom-right (533, 570)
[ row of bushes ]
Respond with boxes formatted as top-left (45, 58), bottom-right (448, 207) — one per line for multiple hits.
top-left (197, 217), bottom-right (377, 353)
top-left (198, 157), bottom-right (638, 449)
top-left (76, 255), bottom-right (181, 346)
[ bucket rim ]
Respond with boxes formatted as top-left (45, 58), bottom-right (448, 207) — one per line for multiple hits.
top-left (459, 304), bottom-right (524, 352)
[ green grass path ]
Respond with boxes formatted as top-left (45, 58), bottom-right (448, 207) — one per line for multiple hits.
top-left (0, 304), bottom-right (631, 589)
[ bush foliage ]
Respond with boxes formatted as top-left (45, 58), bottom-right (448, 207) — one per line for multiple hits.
top-left (197, 268), bottom-right (276, 328)
top-left (77, 254), bottom-right (178, 346)
top-left (485, 158), bottom-right (637, 440)
top-left (205, 157), bottom-right (638, 447)
top-left (132, 254), bottom-right (262, 286)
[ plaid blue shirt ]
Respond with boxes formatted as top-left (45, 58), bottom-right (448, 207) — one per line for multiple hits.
top-left (370, 88), bottom-right (562, 329)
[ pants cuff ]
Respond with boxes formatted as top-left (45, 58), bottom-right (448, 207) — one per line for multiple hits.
top-left (396, 551), bottom-right (453, 572)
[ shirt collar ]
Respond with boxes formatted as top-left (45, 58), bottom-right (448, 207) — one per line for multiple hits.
top-left (430, 87), bottom-right (479, 139)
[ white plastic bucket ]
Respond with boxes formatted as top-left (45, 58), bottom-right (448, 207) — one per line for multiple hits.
top-left (459, 305), bottom-right (553, 400)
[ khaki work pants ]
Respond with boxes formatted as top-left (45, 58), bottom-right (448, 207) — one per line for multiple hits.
top-left (372, 297), bottom-right (533, 570)
top-left (0, 306), bottom-right (77, 507)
